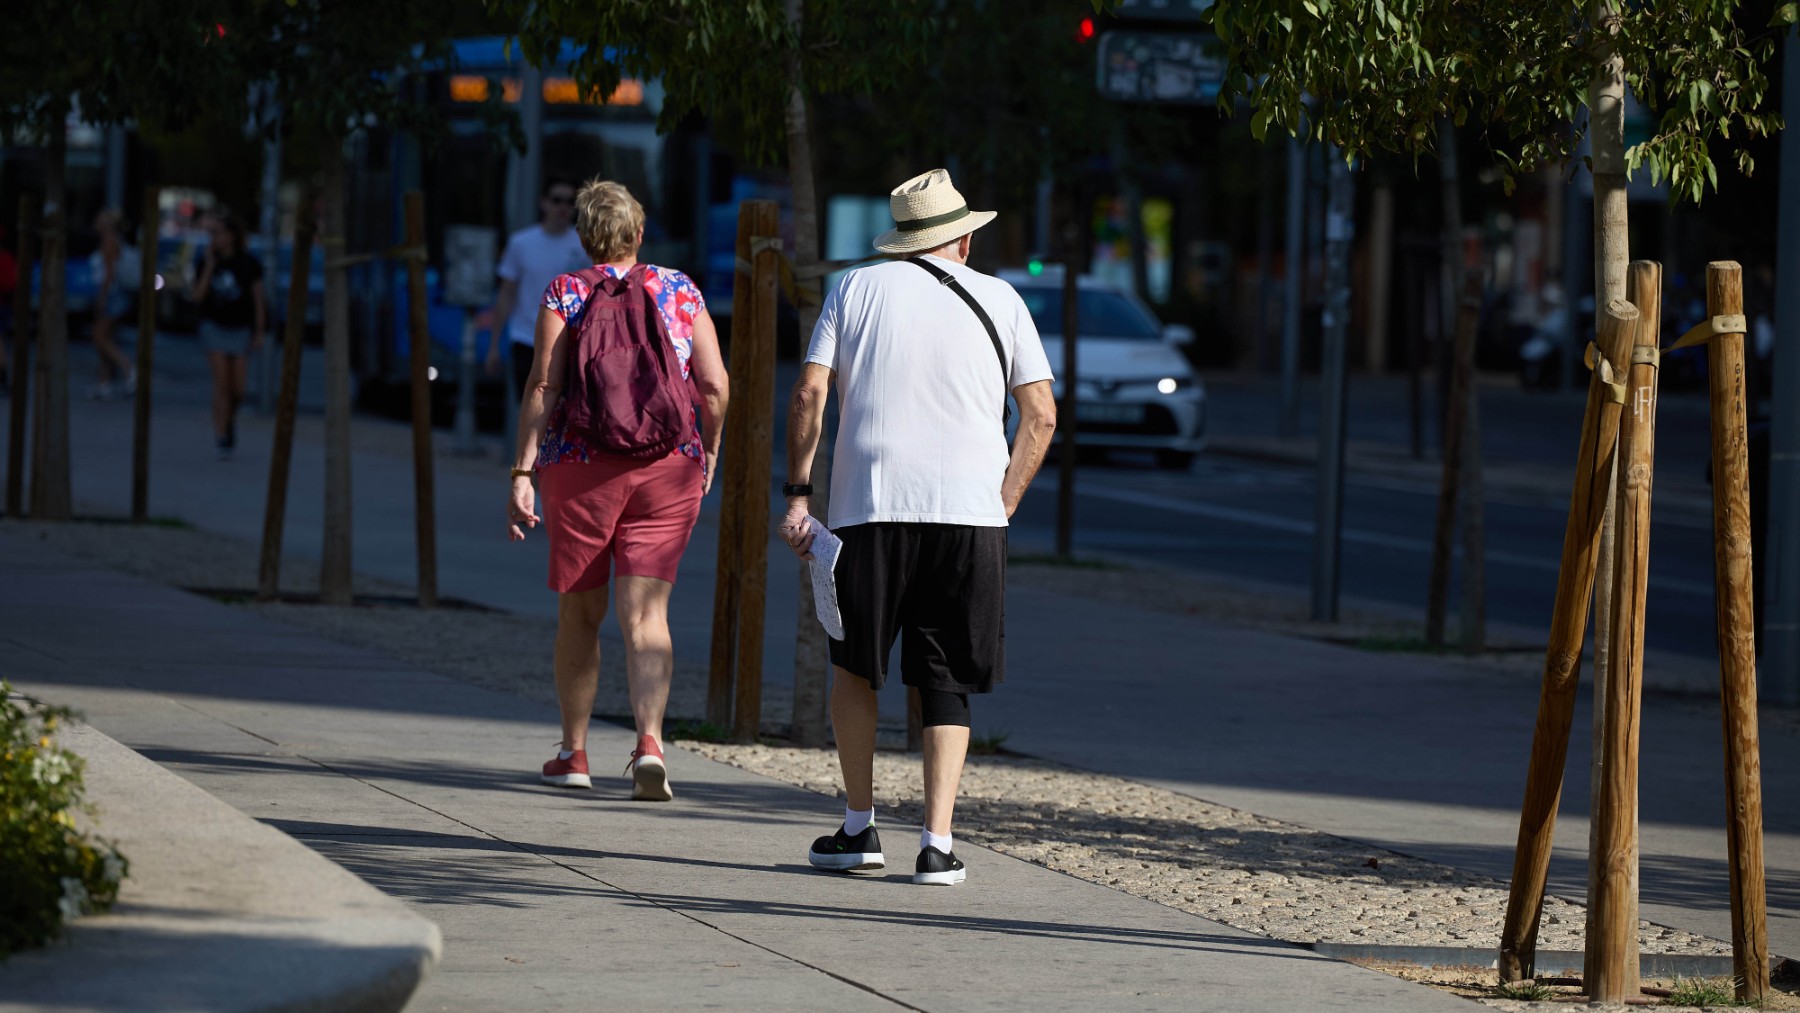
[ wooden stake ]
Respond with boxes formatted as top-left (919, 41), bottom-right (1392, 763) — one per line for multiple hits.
top-left (130, 187), bottom-right (159, 523)
top-left (731, 201), bottom-right (781, 744)
top-left (1427, 274), bottom-right (1480, 646)
top-left (258, 193), bottom-right (316, 601)
top-left (710, 203), bottom-right (762, 728)
top-left (402, 193), bottom-right (438, 608)
top-left (1497, 297), bottom-right (1637, 982)
top-left (1704, 261), bottom-right (1768, 1003)
top-left (1587, 294), bottom-right (1653, 1004)
top-left (319, 140), bottom-right (353, 605)
top-left (7, 197), bottom-right (36, 517)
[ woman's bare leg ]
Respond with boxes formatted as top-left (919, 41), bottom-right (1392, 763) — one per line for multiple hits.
top-left (227, 353), bottom-right (248, 438)
top-left (553, 586), bottom-right (609, 752)
top-left (207, 352), bottom-right (231, 440)
top-left (94, 315), bottom-right (131, 383)
top-left (613, 575), bottom-right (675, 746)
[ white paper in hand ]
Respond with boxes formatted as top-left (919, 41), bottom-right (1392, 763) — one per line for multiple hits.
top-left (805, 516), bottom-right (845, 641)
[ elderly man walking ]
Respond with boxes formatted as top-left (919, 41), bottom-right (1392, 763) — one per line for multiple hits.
top-left (780, 169), bottom-right (1057, 885)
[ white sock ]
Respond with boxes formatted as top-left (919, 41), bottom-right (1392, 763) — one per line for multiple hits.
top-left (921, 829), bottom-right (953, 854)
top-left (558, 749), bottom-right (575, 760)
top-left (843, 806), bottom-right (874, 836)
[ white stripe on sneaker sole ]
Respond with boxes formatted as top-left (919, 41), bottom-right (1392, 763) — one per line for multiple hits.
top-left (541, 772), bottom-right (592, 789)
top-left (808, 850), bottom-right (885, 872)
top-left (912, 868), bottom-right (966, 886)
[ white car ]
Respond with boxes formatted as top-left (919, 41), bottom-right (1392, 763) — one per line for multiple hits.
top-left (1000, 268), bottom-right (1207, 469)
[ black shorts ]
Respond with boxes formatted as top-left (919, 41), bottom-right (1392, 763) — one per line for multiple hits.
top-left (828, 523), bottom-right (1006, 694)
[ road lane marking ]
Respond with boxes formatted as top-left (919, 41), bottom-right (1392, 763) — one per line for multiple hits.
top-left (1071, 485), bottom-right (1717, 599)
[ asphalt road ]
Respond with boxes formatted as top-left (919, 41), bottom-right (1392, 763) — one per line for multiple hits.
top-left (1007, 449), bottom-right (1720, 659)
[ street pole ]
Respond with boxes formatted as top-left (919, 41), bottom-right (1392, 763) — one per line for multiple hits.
top-left (7, 198), bottom-right (36, 518)
top-left (453, 313), bottom-right (480, 454)
top-left (257, 90), bottom-right (283, 416)
top-left (1056, 201), bottom-right (1084, 560)
top-left (1311, 151), bottom-right (1354, 622)
top-left (1765, 30), bottom-right (1800, 706)
top-left (104, 126), bottom-right (127, 214)
top-left (130, 187), bottom-right (159, 523)
top-left (403, 192), bottom-right (438, 609)
top-left (1280, 134), bottom-right (1305, 438)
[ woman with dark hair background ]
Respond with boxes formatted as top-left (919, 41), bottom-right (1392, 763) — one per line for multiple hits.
top-left (189, 211), bottom-right (265, 459)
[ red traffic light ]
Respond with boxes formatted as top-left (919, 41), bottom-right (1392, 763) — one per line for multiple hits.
top-left (1078, 17), bottom-right (1096, 40)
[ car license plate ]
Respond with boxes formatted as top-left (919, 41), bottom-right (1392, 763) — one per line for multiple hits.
top-left (1076, 402), bottom-right (1145, 425)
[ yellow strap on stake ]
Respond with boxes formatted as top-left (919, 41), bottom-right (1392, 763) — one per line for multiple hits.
top-left (1630, 345), bottom-right (1660, 367)
top-left (1585, 341), bottom-right (1628, 403)
top-left (1667, 313), bottom-right (1748, 352)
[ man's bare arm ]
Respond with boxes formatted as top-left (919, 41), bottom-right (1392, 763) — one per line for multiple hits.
top-left (1001, 379), bottom-right (1057, 518)
top-left (779, 362), bottom-right (834, 557)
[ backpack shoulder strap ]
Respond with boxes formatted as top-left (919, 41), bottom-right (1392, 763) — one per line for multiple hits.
top-left (906, 257), bottom-right (1008, 384)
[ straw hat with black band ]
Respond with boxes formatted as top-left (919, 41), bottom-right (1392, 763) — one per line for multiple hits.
top-left (872, 169), bottom-right (998, 255)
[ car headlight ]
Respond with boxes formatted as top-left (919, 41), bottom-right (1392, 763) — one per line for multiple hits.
top-left (1157, 377), bottom-right (1180, 395)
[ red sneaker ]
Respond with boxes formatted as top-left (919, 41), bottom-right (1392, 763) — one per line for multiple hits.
top-left (541, 748), bottom-right (592, 789)
top-left (626, 734), bottom-right (672, 801)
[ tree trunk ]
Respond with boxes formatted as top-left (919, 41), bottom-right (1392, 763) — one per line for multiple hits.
top-left (1585, 0), bottom-right (1633, 982)
top-left (785, 0), bottom-right (831, 747)
top-left (320, 136), bottom-right (355, 605)
top-left (31, 114), bottom-right (71, 521)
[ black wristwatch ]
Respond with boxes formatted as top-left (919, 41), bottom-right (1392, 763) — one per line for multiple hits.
top-left (782, 482), bottom-right (813, 497)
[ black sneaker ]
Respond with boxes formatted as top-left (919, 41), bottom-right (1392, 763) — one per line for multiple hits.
top-left (807, 824), bottom-right (884, 872)
top-left (912, 846), bottom-right (965, 886)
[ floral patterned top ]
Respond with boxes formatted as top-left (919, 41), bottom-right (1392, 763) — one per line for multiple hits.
top-left (536, 264), bottom-right (707, 468)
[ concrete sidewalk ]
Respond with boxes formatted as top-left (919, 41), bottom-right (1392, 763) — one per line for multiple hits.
top-left (16, 339), bottom-right (1796, 983)
top-left (3, 531), bottom-right (1473, 1012)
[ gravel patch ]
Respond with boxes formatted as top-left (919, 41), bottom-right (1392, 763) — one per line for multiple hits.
top-left (678, 739), bottom-right (1732, 960)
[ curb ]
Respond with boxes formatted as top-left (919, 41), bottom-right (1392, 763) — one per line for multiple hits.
top-left (0, 721), bottom-right (440, 1013)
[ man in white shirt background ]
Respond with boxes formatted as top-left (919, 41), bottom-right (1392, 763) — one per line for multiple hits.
top-left (485, 176), bottom-right (589, 397)
top-left (781, 168), bottom-right (1058, 886)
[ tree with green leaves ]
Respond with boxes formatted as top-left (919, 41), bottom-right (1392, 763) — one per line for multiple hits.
top-left (503, 0), bottom-right (935, 742)
top-left (1203, 0), bottom-right (1785, 991)
top-left (0, 1), bottom-right (251, 520)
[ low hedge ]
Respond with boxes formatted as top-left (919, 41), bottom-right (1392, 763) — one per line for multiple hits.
top-left (1, 683), bottom-right (128, 958)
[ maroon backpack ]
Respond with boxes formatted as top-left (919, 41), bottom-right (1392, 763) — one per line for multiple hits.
top-left (561, 265), bottom-right (694, 459)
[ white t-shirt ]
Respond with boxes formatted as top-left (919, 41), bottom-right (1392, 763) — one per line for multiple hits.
top-left (805, 256), bottom-right (1054, 528)
top-left (496, 225), bottom-right (589, 346)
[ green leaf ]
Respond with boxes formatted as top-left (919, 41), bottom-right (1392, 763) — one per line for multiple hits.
top-left (1770, 3), bottom-right (1798, 26)
top-left (1302, 0), bottom-right (1320, 18)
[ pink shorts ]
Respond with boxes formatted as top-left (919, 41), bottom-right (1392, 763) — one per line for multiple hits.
top-left (539, 453), bottom-right (703, 592)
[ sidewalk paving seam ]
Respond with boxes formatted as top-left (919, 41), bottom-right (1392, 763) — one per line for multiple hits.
top-left (148, 684), bottom-right (927, 1010)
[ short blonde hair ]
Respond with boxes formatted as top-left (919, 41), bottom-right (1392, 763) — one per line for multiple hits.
top-left (574, 179), bottom-right (644, 262)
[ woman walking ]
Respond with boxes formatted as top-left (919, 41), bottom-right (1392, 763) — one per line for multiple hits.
top-left (86, 209), bottom-right (138, 399)
top-left (190, 212), bottom-right (266, 459)
top-left (506, 179), bottom-right (727, 800)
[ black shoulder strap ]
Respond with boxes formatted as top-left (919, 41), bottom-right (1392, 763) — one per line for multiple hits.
top-left (906, 258), bottom-right (1011, 427)
top-left (906, 258), bottom-right (1008, 380)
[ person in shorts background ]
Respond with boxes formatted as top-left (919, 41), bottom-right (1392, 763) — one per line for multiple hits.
top-left (86, 209), bottom-right (139, 400)
top-left (506, 179), bottom-right (727, 801)
top-left (189, 211), bottom-right (265, 459)
top-left (781, 168), bottom-right (1058, 885)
